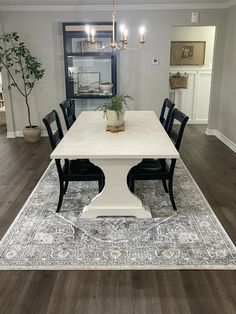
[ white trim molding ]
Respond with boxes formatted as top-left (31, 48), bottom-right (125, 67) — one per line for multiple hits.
top-left (0, 2), bottom-right (235, 12)
top-left (206, 128), bottom-right (236, 153)
top-left (7, 130), bottom-right (66, 138)
top-left (7, 130), bottom-right (48, 138)
top-left (7, 131), bottom-right (16, 138)
top-left (188, 119), bottom-right (208, 124)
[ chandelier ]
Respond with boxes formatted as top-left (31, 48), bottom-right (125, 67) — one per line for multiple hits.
top-left (85, 0), bottom-right (146, 51)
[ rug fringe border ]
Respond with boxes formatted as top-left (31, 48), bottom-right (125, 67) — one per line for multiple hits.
top-left (0, 265), bottom-right (236, 271)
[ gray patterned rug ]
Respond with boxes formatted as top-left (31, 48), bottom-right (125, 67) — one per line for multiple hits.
top-left (0, 160), bottom-right (235, 270)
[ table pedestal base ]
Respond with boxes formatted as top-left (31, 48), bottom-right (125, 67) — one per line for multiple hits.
top-left (80, 159), bottom-right (152, 218)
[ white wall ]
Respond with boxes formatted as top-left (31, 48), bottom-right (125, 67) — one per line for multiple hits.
top-left (0, 8), bottom-right (227, 135)
top-left (217, 5), bottom-right (236, 144)
top-left (171, 26), bottom-right (215, 68)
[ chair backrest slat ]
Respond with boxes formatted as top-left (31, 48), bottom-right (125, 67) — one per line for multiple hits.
top-left (166, 108), bottom-right (189, 175)
top-left (43, 110), bottom-right (63, 150)
top-left (160, 98), bottom-right (175, 131)
top-left (60, 99), bottom-right (76, 130)
top-left (43, 110), bottom-right (64, 175)
top-left (168, 108), bottom-right (189, 151)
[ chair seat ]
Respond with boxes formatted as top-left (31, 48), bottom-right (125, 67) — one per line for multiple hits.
top-left (130, 159), bottom-right (170, 180)
top-left (64, 159), bottom-right (103, 180)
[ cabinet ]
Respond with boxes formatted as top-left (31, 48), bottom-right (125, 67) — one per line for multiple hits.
top-left (63, 22), bottom-right (117, 99)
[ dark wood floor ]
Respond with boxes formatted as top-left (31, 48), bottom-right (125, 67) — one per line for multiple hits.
top-left (0, 124), bottom-right (236, 314)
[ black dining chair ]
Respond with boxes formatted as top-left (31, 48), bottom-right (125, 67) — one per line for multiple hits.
top-left (128, 109), bottom-right (189, 211)
top-left (60, 99), bottom-right (76, 130)
top-left (159, 98), bottom-right (175, 131)
top-left (43, 110), bottom-right (104, 212)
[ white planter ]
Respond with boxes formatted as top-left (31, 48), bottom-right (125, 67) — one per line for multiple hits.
top-left (106, 109), bottom-right (124, 127)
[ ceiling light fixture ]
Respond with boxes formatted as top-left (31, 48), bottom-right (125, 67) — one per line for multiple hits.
top-left (86, 0), bottom-right (146, 51)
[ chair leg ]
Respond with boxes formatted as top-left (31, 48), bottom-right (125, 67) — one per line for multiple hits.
top-left (57, 179), bottom-right (64, 212)
top-left (129, 177), bottom-right (135, 193)
top-left (168, 177), bottom-right (177, 210)
top-left (162, 180), bottom-right (168, 193)
top-left (64, 181), bottom-right (69, 194)
top-left (98, 177), bottom-right (105, 193)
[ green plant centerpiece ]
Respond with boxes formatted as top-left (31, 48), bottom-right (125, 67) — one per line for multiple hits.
top-left (0, 32), bottom-right (45, 142)
top-left (97, 94), bottom-right (133, 127)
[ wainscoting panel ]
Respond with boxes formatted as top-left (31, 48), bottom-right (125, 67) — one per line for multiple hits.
top-left (169, 68), bottom-right (212, 124)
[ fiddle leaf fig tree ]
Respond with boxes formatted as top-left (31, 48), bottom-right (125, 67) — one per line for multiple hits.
top-left (0, 32), bottom-right (45, 127)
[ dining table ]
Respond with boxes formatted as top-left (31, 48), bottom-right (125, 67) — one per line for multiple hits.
top-left (51, 110), bottom-right (179, 218)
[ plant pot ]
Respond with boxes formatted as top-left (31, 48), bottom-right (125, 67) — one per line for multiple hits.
top-left (106, 109), bottom-right (124, 127)
top-left (169, 77), bottom-right (188, 89)
top-left (23, 126), bottom-right (41, 142)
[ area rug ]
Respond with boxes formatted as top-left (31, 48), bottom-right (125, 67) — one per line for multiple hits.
top-left (0, 160), bottom-right (235, 270)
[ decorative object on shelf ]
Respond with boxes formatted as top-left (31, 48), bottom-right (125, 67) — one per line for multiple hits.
top-left (100, 82), bottom-right (113, 95)
top-left (0, 32), bottom-right (45, 142)
top-left (97, 94), bottom-right (133, 127)
top-left (85, 0), bottom-right (146, 52)
top-left (170, 41), bottom-right (206, 66)
top-left (76, 40), bottom-right (103, 53)
top-left (169, 72), bottom-right (189, 89)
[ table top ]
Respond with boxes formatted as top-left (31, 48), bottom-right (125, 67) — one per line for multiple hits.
top-left (51, 111), bottom-right (179, 159)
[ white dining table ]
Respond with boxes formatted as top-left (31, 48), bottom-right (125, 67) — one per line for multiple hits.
top-left (51, 111), bottom-right (179, 218)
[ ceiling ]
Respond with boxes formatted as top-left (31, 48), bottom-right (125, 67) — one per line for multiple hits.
top-left (0, 0), bottom-right (233, 6)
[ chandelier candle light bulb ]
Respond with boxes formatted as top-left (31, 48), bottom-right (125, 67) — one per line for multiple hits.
top-left (139, 26), bottom-right (145, 43)
top-left (120, 24), bottom-right (125, 41)
top-left (85, 25), bottom-right (90, 41)
top-left (91, 29), bottom-right (96, 43)
top-left (124, 29), bottom-right (128, 42)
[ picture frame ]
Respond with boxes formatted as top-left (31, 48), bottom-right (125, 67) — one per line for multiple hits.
top-left (76, 40), bottom-right (103, 53)
top-left (77, 72), bottom-right (101, 94)
top-left (170, 41), bottom-right (206, 66)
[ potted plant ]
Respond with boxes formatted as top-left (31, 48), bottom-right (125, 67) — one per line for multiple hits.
top-left (97, 94), bottom-right (133, 127)
top-left (0, 32), bottom-right (45, 142)
top-left (169, 71), bottom-right (188, 89)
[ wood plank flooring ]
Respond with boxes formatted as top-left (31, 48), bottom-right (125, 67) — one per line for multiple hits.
top-left (0, 124), bottom-right (236, 314)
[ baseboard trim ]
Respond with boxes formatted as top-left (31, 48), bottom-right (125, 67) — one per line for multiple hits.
top-left (7, 130), bottom-right (48, 138)
top-left (189, 119), bottom-right (208, 125)
top-left (7, 132), bottom-right (16, 138)
top-left (206, 128), bottom-right (236, 153)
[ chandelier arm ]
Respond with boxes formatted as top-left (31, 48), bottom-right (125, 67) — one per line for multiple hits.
top-left (122, 43), bottom-right (145, 51)
top-left (116, 42), bottom-right (124, 50)
top-left (86, 42), bottom-right (111, 52)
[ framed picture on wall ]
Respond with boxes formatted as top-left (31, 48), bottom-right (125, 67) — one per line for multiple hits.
top-left (170, 41), bottom-right (206, 66)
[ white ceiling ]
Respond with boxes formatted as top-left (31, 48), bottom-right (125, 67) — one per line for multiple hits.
top-left (0, 0), bottom-right (232, 6)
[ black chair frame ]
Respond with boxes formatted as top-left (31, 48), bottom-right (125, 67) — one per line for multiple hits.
top-left (43, 110), bottom-right (104, 212)
top-left (128, 108), bottom-right (189, 210)
top-left (160, 98), bottom-right (175, 131)
top-left (60, 99), bottom-right (76, 130)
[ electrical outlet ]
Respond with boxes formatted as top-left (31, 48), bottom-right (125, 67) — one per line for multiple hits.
top-left (152, 58), bottom-right (159, 65)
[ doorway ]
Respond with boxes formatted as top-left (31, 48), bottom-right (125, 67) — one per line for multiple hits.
top-left (169, 26), bottom-right (216, 125)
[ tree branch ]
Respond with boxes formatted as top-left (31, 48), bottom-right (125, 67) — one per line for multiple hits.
top-left (0, 58), bottom-right (25, 97)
